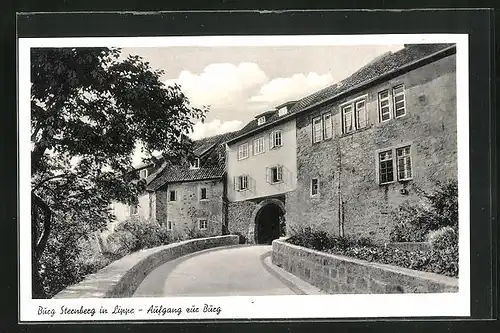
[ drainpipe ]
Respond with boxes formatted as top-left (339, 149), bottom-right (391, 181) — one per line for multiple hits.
top-left (337, 135), bottom-right (345, 237)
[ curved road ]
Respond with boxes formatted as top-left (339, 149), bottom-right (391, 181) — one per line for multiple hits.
top-left (133, 245), bottom-right (297, 297)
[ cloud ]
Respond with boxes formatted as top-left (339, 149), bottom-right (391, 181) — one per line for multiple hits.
top-left (189, 119), bottom-right (243, 140)
top-left (165, 62), bottom-right (268, 110)
top-left (249, 72), bottom-right (334, 107)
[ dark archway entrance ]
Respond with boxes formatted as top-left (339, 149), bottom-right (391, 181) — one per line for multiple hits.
top-left (254, 200), bottom-right (285, 245)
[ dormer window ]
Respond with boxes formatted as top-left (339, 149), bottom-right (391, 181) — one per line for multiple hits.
top-left (139, 169), bottom-right (148, 179)
top-left (257, 116), bottom-right (266, 125)
top-left (278, 106), bottom-right (288, 117)
top-left (190, 158), bottom-right (200, 170)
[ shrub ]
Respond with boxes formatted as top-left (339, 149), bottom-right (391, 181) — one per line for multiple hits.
top-left (428, 226), bottom-right (457, 250)
top-left (390, 180), bottom-right (458, 242)
top-left (106, 216), bottom-right (171, 256)
top-left (285, 228), bottom-right (458, 277)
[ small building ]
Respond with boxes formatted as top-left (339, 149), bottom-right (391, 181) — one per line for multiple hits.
top-left (225, 102), bottom-right (298, 244)
top-left (146, 132), bottom-right (238, 239)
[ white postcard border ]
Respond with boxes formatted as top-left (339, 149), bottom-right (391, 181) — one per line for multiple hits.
top-left (18, 33), bottom-right (470, 322)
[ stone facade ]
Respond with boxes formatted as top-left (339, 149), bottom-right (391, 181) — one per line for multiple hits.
top-left (227, 200), bottom-right (258, 243)
top-left (272, 239), bottom-right (458, 294)
top-left (286, 53), bottom-right (457, 243)
top-left (155, 179), bottom-right (225, 239)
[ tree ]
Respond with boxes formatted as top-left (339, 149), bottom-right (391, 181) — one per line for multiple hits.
top-left (30, 47), bottom-right (207, 298)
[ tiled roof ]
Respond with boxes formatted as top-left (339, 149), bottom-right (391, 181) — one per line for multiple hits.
top-left (147, 131), bottom-right (238, 190)
top-left (228, 43), bottom-right (455, 144)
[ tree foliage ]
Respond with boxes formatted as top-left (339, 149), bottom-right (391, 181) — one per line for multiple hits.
top-left (30, 47), bottom-right (207, 297)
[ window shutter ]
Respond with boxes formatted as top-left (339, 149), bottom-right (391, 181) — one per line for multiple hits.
top-left (233, 176), bottom-right (238, 191)
top-left (269, 132), bottom-right (275, 149)
top-left (248, 176), bottom-right (254, 192)
top-left (265, 167), bottom-right (271, 183)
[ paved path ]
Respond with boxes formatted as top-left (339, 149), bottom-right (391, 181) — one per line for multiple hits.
top-left (133, 245), bottom-right (297, 297)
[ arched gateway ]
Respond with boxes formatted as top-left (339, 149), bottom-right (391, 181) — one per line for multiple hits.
top-left (249, 198), bottom-right (286, 245)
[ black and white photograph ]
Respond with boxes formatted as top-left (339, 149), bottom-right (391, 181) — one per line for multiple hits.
top-left (18, 33), bottom-right (471, 321)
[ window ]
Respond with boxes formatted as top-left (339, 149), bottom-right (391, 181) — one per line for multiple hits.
top-left (378, 150), bottom-right (394, 184)
top-left (139, 169), bottom-right (148, 179)
top-left (323, 113), bottom-right (333, 139)
top-left (355, 100), bottom-right (367, 129)
top-left (200, 187), bottom-right (207, 200)
top-left (393, 84), bottom-right (406, 118)
top-left (166, 221), bottom-right (173, 231)
top-left (199, 219), bottom-right (208, 230)
top-left (190, 158), bottom-right (200, 169)
top-left (235, 175), bottom-right (248, 191)
top-left (312, 116), bottom-right (322, 143)
top-left (169, 190), bottom-right (177, 202)
top-left (378, 90), bottom-right (391, 122)
top-left (129, 204), bottom-right (138, 215)
top-left (270, 130), bottom-right (282, 149)
top-left (278, 106), bottom-right (287, 116)
top-left (342, 105), bottom-right (354, 134)
top-left (238, 143), bottom-right (249, 160)
top-left (257, 116), bottom-right (266, 125)
top-left (267, 165), bottom-right (283, 184)
top-left (396, 146), bottom-right (412, 180)
top-left (311, 178), bottom-right (319, 196)
top-left (253, 137), bottom-right (265, 155)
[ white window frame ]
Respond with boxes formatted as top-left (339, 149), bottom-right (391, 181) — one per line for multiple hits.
top-left (396, 145), bottom-right (413, 181)
top-left (190, 157), bottom-right (200, 170)
top-left (312, 116), bottom-right (323, 143)
top-left (198, 218), bottom-right (208, 230)
top-left (253, 136), bottom-right (265, 155)
top-left (257, 116), bottom-right (266, 125)
top-left (310, 178), bottom-right (319, 197)
top-left (378, 149), bottom-right (395, 185)
top-left (355, 99), bottom-right (367, 129)
top-left (378, 89), bottom-right (392, 122)
top-left (341, 95), bottom-right (368, 135)
top-left (139, 168), bottom-right (148, 179)
top-left (278, 106), bottom-right (288, 117)
top-left (393, 84), bottom-right (406, 118)
top-left (341, 104), bottom-right (354, 134)
top-left (168, 190), bottom-right (177, 202)
top-left (323, 113), bottom-right (333, 140)
top-left (270, 130), bottom-right (283, 149)
top-left (237, 142), bottom-right (249, 160)
top-left (236, 175), bottom-right (248, 191)
top-left (268, 165), bottom-right (283, 184)
top-left (200, 187), bottom-right (208, 200)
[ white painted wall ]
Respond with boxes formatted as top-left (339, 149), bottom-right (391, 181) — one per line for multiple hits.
top-left (227, 119), bottom-right (297, 202)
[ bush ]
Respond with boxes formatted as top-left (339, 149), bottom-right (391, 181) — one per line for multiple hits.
top-left (428, 226), bottom-right (457, 250)
top-left (286, 228), bottom-right (458, 277)
top-left (390, 180), bottom-right (458, 242)
top-left (105, 216), bottom-right (171, 257)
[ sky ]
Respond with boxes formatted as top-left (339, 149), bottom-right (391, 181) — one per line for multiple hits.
top-left (121, 44), bottom-right (404, 165)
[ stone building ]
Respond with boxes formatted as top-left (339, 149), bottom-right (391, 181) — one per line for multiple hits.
top-left (284, 43), bottom-right (458, 243)
top-left (225, 102), bottom-right (298, 244)
top-left (226, 43), bottom-right (457, 244)
top-left (146, 132), bottom-right (238, 239)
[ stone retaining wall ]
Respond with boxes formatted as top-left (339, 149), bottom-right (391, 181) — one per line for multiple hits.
top-left (54, 235), bottom-right (239, 299)
top-left (272, 238), bottom-right (458, 294)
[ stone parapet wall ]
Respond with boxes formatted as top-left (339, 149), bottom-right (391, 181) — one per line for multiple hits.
top-left (54, 235), bottom-right (239, 299)
top-left (272, 239), bottom-right (458, 294)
